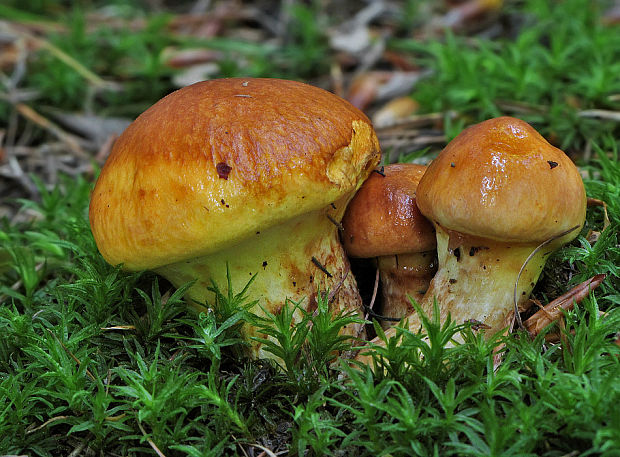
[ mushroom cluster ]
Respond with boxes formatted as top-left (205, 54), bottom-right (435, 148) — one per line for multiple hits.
top-left (90, 79), bottom-right (586, 361)
top-left (89, 78), bottom-right (381, 359)
top-left (353, 116), bottom-right (586, 350)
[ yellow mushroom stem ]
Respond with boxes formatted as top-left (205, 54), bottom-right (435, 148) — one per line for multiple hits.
top-left (376, 251), bottom-right (437, 329)
top-left (156, 197), bottom-right (364, 359)
top-left (367, 223), bottom-right (579, 347)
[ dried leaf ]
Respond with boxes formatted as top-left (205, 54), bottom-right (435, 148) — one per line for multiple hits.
top-left (347, 71), bottom-right (424, 110)
top-left (47, 110), bottom-right (131, 145)
top-left (162, 47), bottom-right (221, 68)
top-left (431, 0), bottom-right (503, 32)
top-left (372, 96), bottom-right (420, 128)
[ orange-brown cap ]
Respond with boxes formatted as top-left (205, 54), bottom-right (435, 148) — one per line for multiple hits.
top-left (89, 78), bottom-right (381, 270)
top-left (416, 116), bottom-right (586, 243)
top-left (341, 163), bottom-right (436, 258)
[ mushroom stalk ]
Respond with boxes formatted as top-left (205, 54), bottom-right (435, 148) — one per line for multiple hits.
top-left (157, 199), bottom-right (364, 358)
top-left (358, 225), bottom-right (578, 362)
top-left (377, 251), bottom-right (437, 326)
top-left (396, 224), bottom-right (557, 339)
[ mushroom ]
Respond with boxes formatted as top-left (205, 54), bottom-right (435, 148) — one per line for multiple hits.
top-left (341, 163), bottom-right (437, 329)
top-left (89, 78), bottom-right (381, 358)
top-left (364, 116), bottom-right (586, 348)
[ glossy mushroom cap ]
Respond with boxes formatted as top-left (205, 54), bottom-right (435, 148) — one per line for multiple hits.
top-left (89, 78), bottom-right (380, 271)
top-left (342, 163), bottom-right (437, 328)
top-left (342, 163), bottom-right (436, 258)
top-left (416, 116), bottom-right (587, 244)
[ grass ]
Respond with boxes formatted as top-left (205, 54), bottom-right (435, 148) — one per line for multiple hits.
top-left (391, 0), bottom-right (620, 151)
top-left (1, 1), bottom-right (331, 121)
top-left (1, 0), bottom-right (620, 455)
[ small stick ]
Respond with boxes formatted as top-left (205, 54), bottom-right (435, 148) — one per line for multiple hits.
top-left (374, 111), bottom-right (451, 129)
top-left (26, 415), bottom-right (70, 434)
top-left (67, 437), bottom-right (88, 457)
top-left (361, 268), bottom-right (403, 323)
top-left (232, 434), bottom-right (249, 457)
top-left (524, 274), bottom-right (606, 336)
top-left (311, 256), bottom-right (332, 278)
top-left (100, 325), bottom-right (136, 331)
top-left (363, 308), bottom-right (401, 323)
top-left (326, 214), bottom-right (344, 231)
top-left (247, 443), bottom-right (279, 457)
top-left (330, 62), bottom-right (344, 98)
top-left (355, 267), bottom-right (380, 342)
top-left (367, 267), bottom-right (380, 318)
top-left (327, 266), bottom-right (349, 304)
top-left (137, 421), bottom-right (166, 457)
top-left (578, 109), bottom-right (620, 121)
top-left (15, 103), bottom-right (85, 157)
top-left (20, 30), bottom-right (111, 89)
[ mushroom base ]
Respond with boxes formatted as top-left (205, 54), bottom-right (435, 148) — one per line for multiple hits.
top-left (156, 205), bottom-right (365, 359)
top-left (378, 225), bottom-right (553, 343)
top-left (377, 252), bottom-right (437, 329)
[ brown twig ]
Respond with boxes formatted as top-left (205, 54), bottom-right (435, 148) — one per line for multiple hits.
top-left (326, 265), bottom-right (350, 304)
top-left (326, 213), bottom-right (344, 231)
top-left (232, 434), bottom-right (250, 457)
top-left (247, 443), bottom-right (279, 457)
top-left (26, 415), bottom-right (70, 434)
top-left (578, 109), bottom-right (620, 121)
top-left (16, 28), bottom-right (113, 90)
top-left (67, 437), bottom-right (89, 457)
top-left (311, 256), bottom-right (333, 278)
top-left (524, 274), bottom-right (606, 336)
top-left (368, 267), bottom-right (380, 316)
top-left (100, 325), bottom-right (136, 331)
top-left (137, 421), bottom-right (166, 457)
top-left (15, 103), bottom-right (86, 157)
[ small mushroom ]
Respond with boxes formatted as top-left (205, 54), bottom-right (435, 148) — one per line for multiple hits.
top-left (365, 116), bottom-right (586, 347)
top-left (341, 164), bottom-right (437, 329)
top-left (89, 78), bottom-right (381, 359)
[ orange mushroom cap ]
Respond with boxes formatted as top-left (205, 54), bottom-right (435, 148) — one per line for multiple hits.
top-left (89, 78), bottom-right (381, 271)
top-left (342, 163), bottom-right (436, 258)
top-left (416, 116), bottom-right (586, 244)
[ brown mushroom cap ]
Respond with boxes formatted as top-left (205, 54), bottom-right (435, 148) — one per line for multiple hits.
top-left (341, 163), bottom-right (436, 258)
top-left (89, 78), bottom-right (380, 270)
top-left (416, 116), bottom-right (586, 244)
